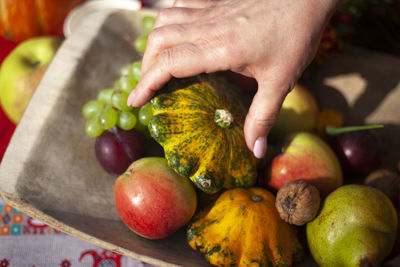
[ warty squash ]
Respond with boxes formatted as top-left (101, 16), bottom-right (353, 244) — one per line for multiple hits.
top-left (148, 75), bottom-right (258, 194)
top-left (0, 0), bottom-right (86, 42)
top-left (187, 187), bottom-right (303, 266)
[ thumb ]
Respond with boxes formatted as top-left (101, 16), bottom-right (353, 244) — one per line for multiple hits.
top-left (244, 80), bottom-right (290, 159)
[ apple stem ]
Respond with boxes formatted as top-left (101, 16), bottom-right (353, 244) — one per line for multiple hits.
top-left (32, 60), bottom-right (40, 68)
top-left (325, 124), bottom-right (384, 136)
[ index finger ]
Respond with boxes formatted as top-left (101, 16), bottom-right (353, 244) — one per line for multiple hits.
top-left (127, 40), bottom-right (231, 107)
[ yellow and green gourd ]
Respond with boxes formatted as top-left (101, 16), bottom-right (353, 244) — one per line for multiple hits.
top-left (187, 187), bottom-right (304, 266)
top-left (148, 75), bottom-right (258, 194)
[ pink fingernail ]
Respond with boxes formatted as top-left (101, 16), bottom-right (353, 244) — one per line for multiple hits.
top-left (253, 137), bottom-right (266, 159)
top-left (127, 90), bottom-right (136, 107)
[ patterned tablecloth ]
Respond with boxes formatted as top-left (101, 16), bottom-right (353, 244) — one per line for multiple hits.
top-left (0, 197), bottom-right (154, 267)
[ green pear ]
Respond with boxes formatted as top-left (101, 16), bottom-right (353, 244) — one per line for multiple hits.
top-left (307, 184), bottom-right (397, 267)
top-left (269, 84), bottom-right (318, 142)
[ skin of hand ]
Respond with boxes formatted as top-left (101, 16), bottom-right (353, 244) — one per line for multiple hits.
top-left (127, 0), bottom-right (340, 159)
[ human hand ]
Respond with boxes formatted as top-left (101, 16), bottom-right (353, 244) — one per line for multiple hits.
top-left (127, 0), bottom-right (340, 158)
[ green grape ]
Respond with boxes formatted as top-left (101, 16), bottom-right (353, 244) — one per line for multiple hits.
top-left (114, 75), bottom-right (137, 94)
top-left (131, 61), bottom-right (142, 81)
top-left (100, 107), bottom-right (118, 130)
top-left (134, 35), bottom-right (148, 53)
top-left (112, 91), bottom-right (132, 111)
top-left (135, 119), bottom-right (149, 137)
top-left (82, 100), bottom-right (104, 119)
top-left (114, 79), bottom-right (123, 91)
top-left (117, 111), bottom-right (137, 130)
top-left (138, 102), bottom-right (153, 126)
top-left (133, 108), bottom-right (150, 137)
top-left (85, 116), bottom-right (104, 138)
top-left (120, 64), bottom-right (132, 76)
top-left (142, 16), bottom-right (156, 33)
top-left (97, 88), bottom-right (114, 104)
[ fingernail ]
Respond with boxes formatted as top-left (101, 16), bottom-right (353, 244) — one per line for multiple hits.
top-left (127, 90), bottom-right (136, 107)
top-left (253, 137), bottom-right (266, 159)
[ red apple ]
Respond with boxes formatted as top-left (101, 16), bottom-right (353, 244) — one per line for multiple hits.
top-left (267, 132), bottom-right (343, 197)
top-left (114, 157), bottom-right (197, 239)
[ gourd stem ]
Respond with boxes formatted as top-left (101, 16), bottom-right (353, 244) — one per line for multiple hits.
top-left (325, 124), bottom-right (383, 136)
top-left (215, 109), bottom-right (234, 128)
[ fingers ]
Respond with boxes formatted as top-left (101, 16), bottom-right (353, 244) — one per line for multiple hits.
top-left (155, 0), bottom-right (219, 28)
top-left (146, 3), bottom-right (221, 72)
top-left (172, 0), bottom-right (217, 8)
top-left (142, 23), bottom-right (211, 73)
top-left (154, 6), bottom-right (208, 28)
top-left (244, 79), bottom-right (291, 158)
top-left (128, 40), bottom-right (231, 107)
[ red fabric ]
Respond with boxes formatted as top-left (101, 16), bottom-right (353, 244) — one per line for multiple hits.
top-left (0, 104), bottom-right (15, 162)
top-left (0, 38), bottom-right (18, 163)
top-left (0, 38), bottom-right (16, 62)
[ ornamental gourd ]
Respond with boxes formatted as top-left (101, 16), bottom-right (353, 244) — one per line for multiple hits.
top-left (0, 0), bottom-right (85, 42)
top-left (187, 187), bottom-right (303, 266)
top-left (148, 75), bottom-right (258, 194)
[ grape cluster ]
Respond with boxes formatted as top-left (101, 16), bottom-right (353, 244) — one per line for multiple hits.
top-left (82, 16), bottom-right (156, 138)
top-left (134, 16), bottom-right (155, 52)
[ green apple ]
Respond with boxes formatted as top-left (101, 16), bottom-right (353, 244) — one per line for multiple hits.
top-left (0, 36), bottom-right (61, 123)
top-left (269, 84), bottom-right (318, 142)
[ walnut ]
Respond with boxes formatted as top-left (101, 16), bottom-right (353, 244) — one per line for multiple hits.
top-left (364, 168), bottom-right (400, 206)
top-left (275, 180), bottom-right (321, 226)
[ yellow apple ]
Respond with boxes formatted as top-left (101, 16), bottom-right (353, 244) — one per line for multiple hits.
top-left (269, 84), bottom-right (318, 142)
top-left (0, 36), bottom-right (61, 123)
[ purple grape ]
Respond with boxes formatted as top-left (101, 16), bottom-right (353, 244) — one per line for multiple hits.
top-left (330, 130), bottom-right (382, 176)
top-left (95, 127), bottom-right (146, 176)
